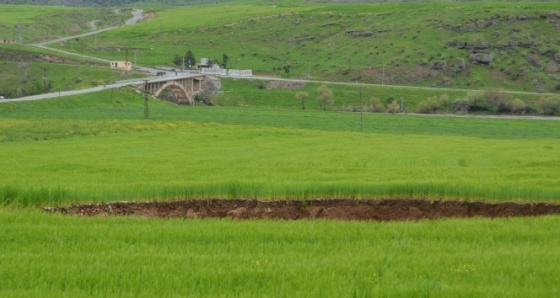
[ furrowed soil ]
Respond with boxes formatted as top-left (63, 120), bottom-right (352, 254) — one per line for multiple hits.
top-left (45, 199), bottom-right (560, 221)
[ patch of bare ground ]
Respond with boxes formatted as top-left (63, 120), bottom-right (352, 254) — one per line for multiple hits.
top-left (44, 199), bottom-right (560, 221)
top-left (266, 80), bottom-right (306, 90)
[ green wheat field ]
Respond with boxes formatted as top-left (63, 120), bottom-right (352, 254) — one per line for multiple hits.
top-left (1, 87), bottom-right (559, 296)
top-left (2, 0), bottom-right (560, 296)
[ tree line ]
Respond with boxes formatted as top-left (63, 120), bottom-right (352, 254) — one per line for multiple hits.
top-left (172, 50), bottom-right (233, 69)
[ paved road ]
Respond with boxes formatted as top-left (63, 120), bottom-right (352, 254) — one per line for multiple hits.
top-left (89, 20), bottom-right (99, 31)
top-left (33, 44), bottom-right (111, 63)
top-left (126, 9), bottom-right (144, 25)
top-left (34, 9), bottom-right (143, 46)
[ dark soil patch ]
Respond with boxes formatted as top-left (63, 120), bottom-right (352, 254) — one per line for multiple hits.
top-left (44, 199), bottom-right (560, 221)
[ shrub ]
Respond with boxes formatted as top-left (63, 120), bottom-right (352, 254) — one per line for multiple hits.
top-left (370, 97), bottom-right (385, 113)
top-left (387, 100), bottom-right (400, 114)
top-left (439, 94), bottom-right (451, 113)
top-left (484, 90), bottom-right (513, 113)
top-left (296, 92), bottom-right (308, 110)
top-left (415, 94), bottom-right (451, 114)
top-left (415, 97), bottom-right (440, 114)
top-left (453, 98), bottom-right (470, 114)
top-left (510, 98), bottom-right (526, 115)
top-left (467, 92), bottom-right (487, 112)
top-left (539, 96), bottom-right (560, 115)
top-left (317, 85), bottom-right (334, 110)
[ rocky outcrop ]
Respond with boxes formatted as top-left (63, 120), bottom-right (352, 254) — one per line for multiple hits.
top-left (469, 53), bottom-right (493, 65)
top-left (544, 62), bottom-right (559, 73)
top-left (495, 40), bottom-right (536, 50)
top-left (554, 53), bottom-right (560, 64)
top-left (448, 39), bottom-right (535, 52)
top-left (346, 30), bottom-right (373, 37)
top-left (446, 40), bottom-right (490, 52)
top-left (444, 13), bottom-right (552, 33)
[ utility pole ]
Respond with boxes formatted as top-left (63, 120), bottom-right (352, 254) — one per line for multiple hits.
top-left (42, 68), bottom-right (48, 93)
top-left (400, 97), bottom-right (407, 115)
top-left (182, 56), bottom-right (185, 72)
top-left (144, 80), bottom-right (149, 119)
top-left (134, 50), bottom-right (138, 67)
top-left (382, 65), bottom-right (385, 86)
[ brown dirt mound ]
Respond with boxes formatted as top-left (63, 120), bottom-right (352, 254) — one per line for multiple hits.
top-left (44, 199), bottom-right (560, 221)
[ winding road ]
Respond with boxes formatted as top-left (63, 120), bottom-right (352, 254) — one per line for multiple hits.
top-left (35, 9), bottom-right (143, 46)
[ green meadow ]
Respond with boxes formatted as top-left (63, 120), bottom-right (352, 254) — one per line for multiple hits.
top-left (1, 210), bottom-right (559, 297)
top-left (1, 88), bottom-right (559, 206)
top-left (1, 65), bottom-right (559, 298)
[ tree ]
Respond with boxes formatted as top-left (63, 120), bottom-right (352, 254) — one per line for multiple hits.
top-left (283, 64), bottom-right (291, 77)
top-left (510, 98), bottom-right (526, 114)
top-left (467, 91), bottom-right (487, 112)
top-left (184, 50), bottom-right (196, 68)
top-left (195, 77), bottom-right (221, 106)
top-left (485, 90), bottom-right (512, 113)
top-left (539, 96), bottom-right (560, 115)
top-left (415, 97), bottom-right (440, 114)
top-left (222, 53), bottom-right (229, 69)
top-left (439, 94), bottom-right (450, 112)
top-left (296, 92), bottom-right (308, 110)
top-left (387, 100), bottom-right (400, 114)
top-left (172, 54), bottom-right (182, 66)
top-left (370, 97), bottom-right (385, 113)
top-left (453, 98), bottom-right (470, 114)
top-left (317, 85), bottom-right (333, 110)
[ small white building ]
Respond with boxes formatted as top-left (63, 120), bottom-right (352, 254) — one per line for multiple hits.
top-left (110, 61), bottom-right (132, 71)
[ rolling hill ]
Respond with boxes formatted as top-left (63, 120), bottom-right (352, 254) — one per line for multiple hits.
top-left (47, 1), bottom-right (560, 93)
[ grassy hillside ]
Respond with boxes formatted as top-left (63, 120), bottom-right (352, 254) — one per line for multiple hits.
top-left (50, 1), bottom-right (560, 92)
top-left (0, 5), bottom-right (132, 43)
top-left (0, 47), bottom-right (145, 98)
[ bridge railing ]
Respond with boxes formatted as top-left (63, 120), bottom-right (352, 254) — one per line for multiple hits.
top-left (228, 69), bottom-right (253, 77)
top-left (201, 68), bottom-right (228, 75)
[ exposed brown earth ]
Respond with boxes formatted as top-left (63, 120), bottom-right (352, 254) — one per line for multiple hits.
top-left (266, 80), bottom-right (306, 90)
top-left (44, 199), bottom-right (560, 221)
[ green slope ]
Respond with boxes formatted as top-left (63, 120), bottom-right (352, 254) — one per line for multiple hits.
top-left (0, 5), bottom-right (132, 43)
top-left (49, 1), bottom-right (560, 92)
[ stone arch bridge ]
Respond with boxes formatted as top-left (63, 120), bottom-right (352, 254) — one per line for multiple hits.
top-left (135, 74), bottom-right (206, 105)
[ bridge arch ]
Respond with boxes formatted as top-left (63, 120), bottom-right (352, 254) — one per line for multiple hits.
top-left (153, 81), bottom-right (193, 105)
